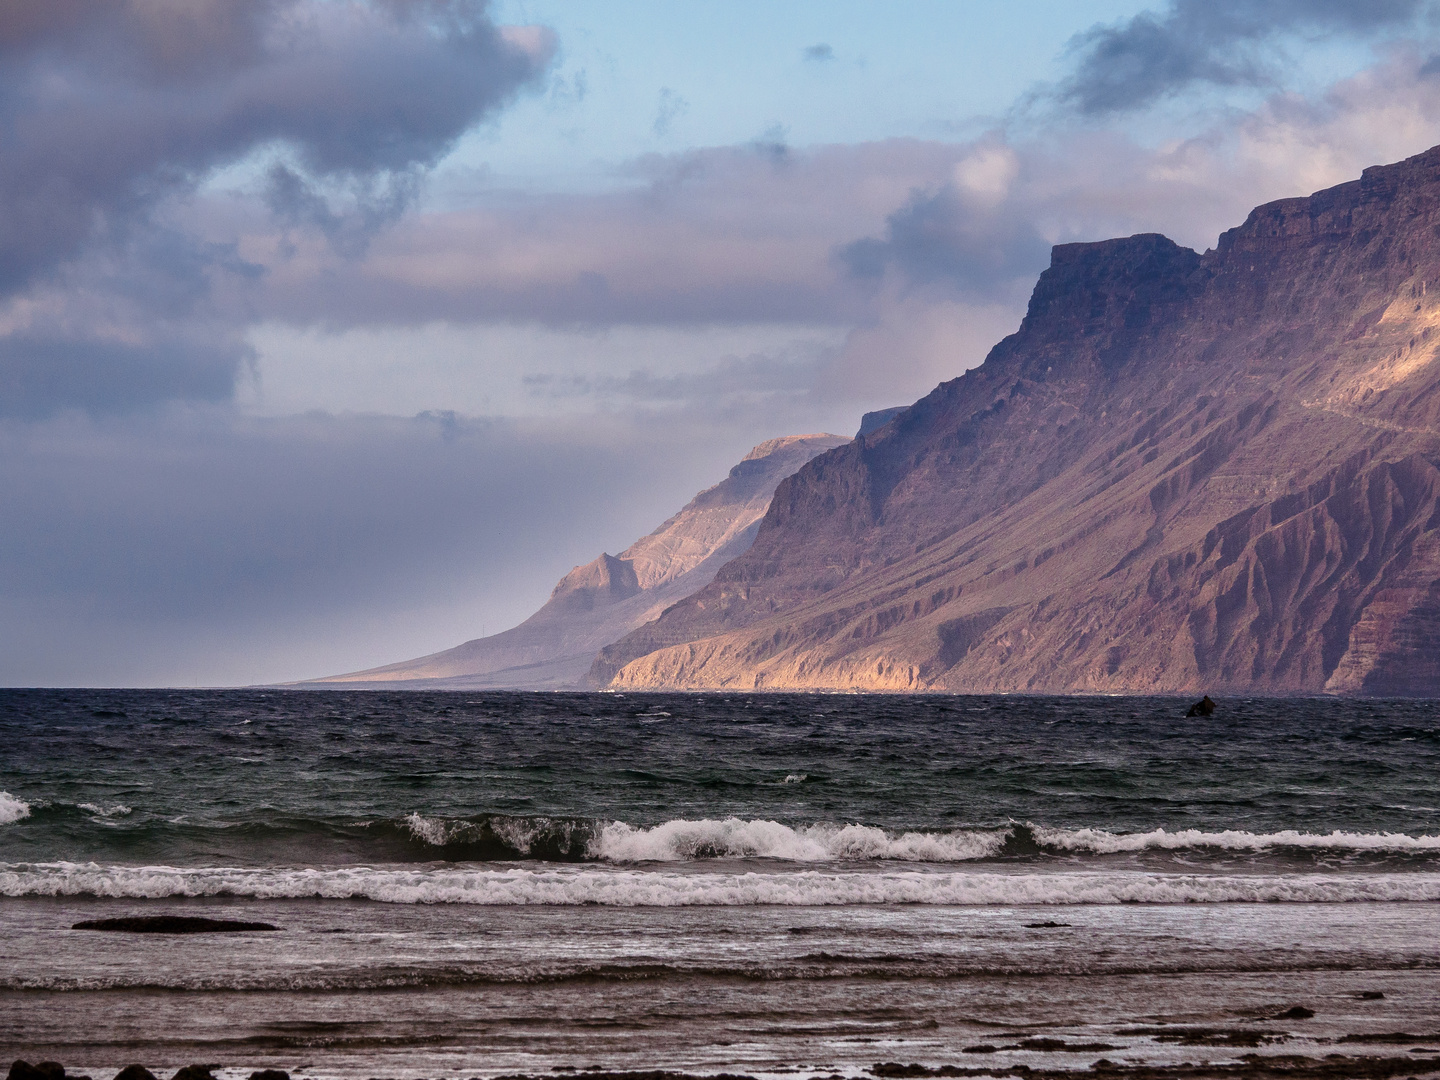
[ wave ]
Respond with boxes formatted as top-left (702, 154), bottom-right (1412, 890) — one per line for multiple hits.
top-left (5, 861), bottom-right (1440, 905)
top-left (399, 816), bottom-right (1440, 864)
top-left (1031, 825), bottom-right (1440, 855)
top-left (398, 813), bottom-right (592, 860)
top-left (9, 809), bottom-right (1440, 866)
top-left (0, 792), bottom-right (30, 825)
top-left (589, 819), bottom-right (1008, 862)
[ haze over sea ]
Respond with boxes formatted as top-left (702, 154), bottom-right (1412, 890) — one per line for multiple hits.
top-left (2, 690), bottom-right (1439, 1077)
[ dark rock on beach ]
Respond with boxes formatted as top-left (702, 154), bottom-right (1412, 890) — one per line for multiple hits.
top-left (1274, 1005), bottom-right (1316, 1019)
top-left (9, 1063), bottom-right (65, 1080)
top-left (112, 1067), bottom-right (157, 1080)
top-left (1116, 1027), bottom-right (1280, 1048)
top-left (168, 1068), bottom-right (216, 1080)
top-left (72, 916), bottom-right (279, 933)
top-left (248, 1071), bottom-right (290, 1080)
top-left (1185, 696), bottom-right (1216, 717)
top-left (1015, 1039), bottom-right (1125, 1052)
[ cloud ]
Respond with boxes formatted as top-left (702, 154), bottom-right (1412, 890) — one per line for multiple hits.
top-left (804, 43), bottom-right (835, 62)
top-left (1058, 0), bottom-right (1425, 115)
top-left (239, 139), bottom-right (956, 328)
top-left (225, 48), bottom-right (1440, 403)
top-left (0, 0), bottom-right (551, 416)
top-left (835, 45), bottom-right (1440, 304)
top-left (839, 144), bottom-right (1050, 301)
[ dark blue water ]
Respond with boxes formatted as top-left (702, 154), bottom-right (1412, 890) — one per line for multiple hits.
top-left (3, 690), bottom-right (1440, 871)
top-left (2, 694), bottom-right (1440, 864)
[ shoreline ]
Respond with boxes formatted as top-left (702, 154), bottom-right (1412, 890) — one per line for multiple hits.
top-left (11, 1057), bottom-right (1440, 1080)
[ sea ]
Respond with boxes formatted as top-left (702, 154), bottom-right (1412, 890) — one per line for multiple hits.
top-left (2, 690), bottom-right (1440, 1079)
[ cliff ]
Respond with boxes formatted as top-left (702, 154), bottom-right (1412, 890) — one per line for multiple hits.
top-left (301, 432), bottom-right (847, 689)
top-left (595, 145), bottom-right (1440, 695)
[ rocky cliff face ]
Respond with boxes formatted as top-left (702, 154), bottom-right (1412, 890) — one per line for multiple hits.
top-left (302, 433), bottom-right (847, 689)
top-left (596, 145), bottom-right (1440, 695)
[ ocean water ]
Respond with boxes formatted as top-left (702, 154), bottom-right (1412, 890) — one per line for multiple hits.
top-left (2, 689), bottom-right (1440, 1078)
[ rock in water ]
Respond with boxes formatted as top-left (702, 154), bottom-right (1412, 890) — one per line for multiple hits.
top-left (73, 916), bottom-right (278, 933)
top-left (1185, 695), bottom-right (1216, 717)
top-left (168, 1068), bottom-right (215, 1080)
top-left (1275, 1006), bottom-right (1316, 1019)
top-left (248, 1072), bottom-right (290, 1080)
top-left (112, 1068), bottom-right (157, 1080)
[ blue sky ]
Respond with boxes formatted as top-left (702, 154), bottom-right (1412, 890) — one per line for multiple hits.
top-left (461, 0), bottom-right (1395, 188)
top-left (470, 1), bottom-right (1148, 184)
top-left (3, 0), bottom-right (1440, 685)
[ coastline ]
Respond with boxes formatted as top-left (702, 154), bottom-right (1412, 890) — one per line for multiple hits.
top-left (10, 1054), bottom-right (1440, 1080)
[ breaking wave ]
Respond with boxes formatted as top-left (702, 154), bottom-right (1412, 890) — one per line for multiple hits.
top-left (589, 819), bottom-right (1008, 862)
top-left (0, 792), bottom-right (30, 826)
top-left (393, 815), bottom-right (1440, 864)
top-left (3, 861), bottom-right (1439, 905)
top-left (15, 808), bottom-right (1440, 867)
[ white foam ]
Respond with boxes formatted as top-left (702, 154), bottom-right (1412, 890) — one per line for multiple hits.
top-left (0, 792), bottom-right (30, 826)
top-left (6, 862), bottom-right (1440, 906)
top-left (1033, 825), bottom-right (1440, 854)
top-left (78, 803), bottom-right (131, 818)
top-left (403, 812), bottom-right (454, 846)
top-left (402, 812), bottom-right (588, 855)
top-left (589, 818), bottom-right (1007, 863)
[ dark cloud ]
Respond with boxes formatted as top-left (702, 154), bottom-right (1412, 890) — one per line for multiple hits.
top-left (264, 164), bottom-right (425, 259)
top-left (840, 190), bottom-right (1051, 299)
top-left (804, 43), bottom-right (835, 62)
top-left (1059, 0), bottom-right (1425, 115)
top-left (0, 0), bottom-right (551, 416)
top-left (838, 155), bottom-right (1051, 301)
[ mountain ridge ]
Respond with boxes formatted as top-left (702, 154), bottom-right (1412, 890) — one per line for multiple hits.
top-left (594, 144), bottom-right (1440, 695)
top-left (299, 432), bottom-right (847, 689)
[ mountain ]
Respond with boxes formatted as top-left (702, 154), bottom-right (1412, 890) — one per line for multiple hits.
top-left (301, 433), bottom-right (847, 689)
top-left (593, 145), bottom-right (1440, 696)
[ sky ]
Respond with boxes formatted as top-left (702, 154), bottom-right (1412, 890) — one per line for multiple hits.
top-left (5, 0), bottom-right (1440, 686)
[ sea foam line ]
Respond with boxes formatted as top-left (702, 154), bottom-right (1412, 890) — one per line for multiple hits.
top-left (1031, 824), bottom-right (1440, 854)
top-left (4, 862), bottom-right (1440, 905)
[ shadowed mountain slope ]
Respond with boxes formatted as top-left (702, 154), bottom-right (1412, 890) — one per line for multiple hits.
top-left (594, 145), bottom-right (1440, 695)
top-left (301, 433), bottom-right (846, 689)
